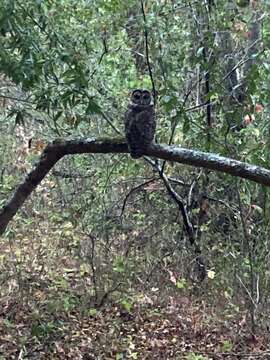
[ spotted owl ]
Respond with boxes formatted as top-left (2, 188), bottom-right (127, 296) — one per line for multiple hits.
top-left (124, 89), bottom-right (156, 159)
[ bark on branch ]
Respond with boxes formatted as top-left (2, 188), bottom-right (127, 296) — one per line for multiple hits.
top-left (1, 136), bottom-right (270, 235)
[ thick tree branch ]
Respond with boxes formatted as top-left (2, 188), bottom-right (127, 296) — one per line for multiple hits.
top-left (1, 136), bottom-right (270, 235)
top-left (150, 144), bottom-right (270, 187)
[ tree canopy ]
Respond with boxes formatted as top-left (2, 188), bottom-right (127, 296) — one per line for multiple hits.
top-left (1, 1), bottom-right (270, 358)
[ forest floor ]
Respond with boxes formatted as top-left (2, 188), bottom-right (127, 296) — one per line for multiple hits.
top-left (0, 221), bottom-right (270, 359)
top-left (1, 280), bottom-right (270, 359)
top-left (0, 290), bottom-right (270, 360)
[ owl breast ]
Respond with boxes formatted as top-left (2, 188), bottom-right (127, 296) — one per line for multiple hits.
top-left (124, 104), bottom-right (156, 159)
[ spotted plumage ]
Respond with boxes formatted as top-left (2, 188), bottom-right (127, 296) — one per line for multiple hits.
top-left (124, 89), bottom-right (156, 159)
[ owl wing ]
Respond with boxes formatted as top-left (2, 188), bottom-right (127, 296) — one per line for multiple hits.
top-left (135, 107), bottom-right (156, 144)
top-left (124, 107), bottom-right (136, 131)
top-left (124, 108), bottom-right (138, 157)
top-left (125, 107), bottom-right (155, 159)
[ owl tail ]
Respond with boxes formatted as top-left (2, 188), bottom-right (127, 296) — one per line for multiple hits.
top-left (130, 148), bottom-right (144, 159)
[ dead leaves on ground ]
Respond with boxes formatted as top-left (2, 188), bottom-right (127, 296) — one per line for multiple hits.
top-left (0, 290), bottom-right (269, 359)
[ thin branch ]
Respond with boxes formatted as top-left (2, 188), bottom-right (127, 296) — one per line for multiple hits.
top-left (184, 100), bottom-right (215, 112)
top-left (0, 94), bottom-right (34, 104)
top-left (222, 40), bottom-right (262, 82)
top-left (167, 177), bottom-right (187, 186)
top-left (90, 36), bottom-right (109, 79)
top-left (146, 156), bottom-right (205, 279)
top-left (145, 157), bottom-right (195, 244)
top-left (52, 170), bottom-right (91, 179)
top-left (203, 47), bottom-right (212, 145)
top-left (120, 178), bottom-right (157, 218)
top-left (141, 0), bottom-right (157, 104)
top-left (100, 111), bottom-right (122, 135)
top-left (237, 274), bottom-right (257, 309)
top-left (161, 90), bottom-right (192, 175)
top-left (188, 169), bottom-right (203, 208)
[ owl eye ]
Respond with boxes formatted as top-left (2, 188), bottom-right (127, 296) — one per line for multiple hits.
top-left (134, 93), bottom-right (141, 100)
top-left (143, 94), bottom-right (150, 100)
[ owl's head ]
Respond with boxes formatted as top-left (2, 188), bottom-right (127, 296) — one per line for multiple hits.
top-left (130, 89), bottom-right (152, 106)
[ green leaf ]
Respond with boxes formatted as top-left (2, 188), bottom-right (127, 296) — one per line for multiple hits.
top-left (86, 98), bottom-right (102, 114)
top-left (182, 116), bottom-right (190, 134)
top-left (113, 256), bottom-right (125, 273)
top-left (196, 47), bottom-right (204, 57)
top-left (221, 340), bottom-right (233, 352)
top-left (121, 299), bottom-right (133, 312)
top-left (116, 353), bottom-right (124, 360)
top-left (162, 95), bottom-right (178, 112)
top-left (88, 308), bottom-right (98, 317)
top-left (176, 278), bottom-right (187, 289)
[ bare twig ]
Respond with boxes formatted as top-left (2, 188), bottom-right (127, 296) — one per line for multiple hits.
top-left (146, 156), bottom-right (205, 279)
top-left (222, 41), bottom-right (262, 83)
top-left (120, 178), bottom-right (157, 218)
top-left (188, 169), bottom-right (203, 208)
top-left (236, 182), bottom-right (257, 334)
top-left (184, 100), bottom-right (216, 112)
top-left (145, 157), bottom-right (195, 244)
top-left (141, 0), bottom-right (157, 104)
top-left (0, 94), bottom-right (34, 104)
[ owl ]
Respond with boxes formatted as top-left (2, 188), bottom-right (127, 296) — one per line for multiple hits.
top-left (124, 89), bottom-right (156, 159)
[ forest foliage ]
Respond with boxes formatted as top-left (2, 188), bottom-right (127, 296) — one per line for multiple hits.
top-left (0, 0), bottom-right (270, 358)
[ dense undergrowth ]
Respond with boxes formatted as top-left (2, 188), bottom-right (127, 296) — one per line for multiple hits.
top-left (1, 1), bottom-right (270, 358)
